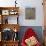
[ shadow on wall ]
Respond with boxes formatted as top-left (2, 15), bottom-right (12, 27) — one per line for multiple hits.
top-left (18, 26), bottom-right (43, 44)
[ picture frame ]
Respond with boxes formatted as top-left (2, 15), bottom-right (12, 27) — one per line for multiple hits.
top-left (2, 10), bottom-right (9, 15)
top-left (25, 8), bottom-right (35, 19)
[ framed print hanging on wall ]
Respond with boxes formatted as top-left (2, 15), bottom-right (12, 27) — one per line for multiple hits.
top-left (25, 8), bottom-right (36, 20)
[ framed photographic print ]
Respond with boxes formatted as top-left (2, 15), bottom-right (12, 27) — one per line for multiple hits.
top-left (2, 10), bottom-right (9, 15)
top-left (25, 8), bottom-right (35, 19)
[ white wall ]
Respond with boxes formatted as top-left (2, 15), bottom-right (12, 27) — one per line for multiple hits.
top-left (0, 0), bottom-right (44, 26)
top-left (18, 0), bottom-right (44, 26)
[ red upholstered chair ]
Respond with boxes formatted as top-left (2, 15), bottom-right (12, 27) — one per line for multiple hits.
top-left (21, 28), bottom-right (41, 46)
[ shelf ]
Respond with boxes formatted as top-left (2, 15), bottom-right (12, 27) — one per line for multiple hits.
top-left (1, 40), bottom-right (19, 46)
top-left (2, 40), bottom-right (19, 43)
top-left (0, 24), bottom-right (20, 32)
top-left (0, 7), bottom-right (19, 10)
top-left (0, 7), bottom-right (20, 46)
top-left (0, 7), bottom-right (19, 24)
top-left (0, 7), bottom-right (19, 16)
